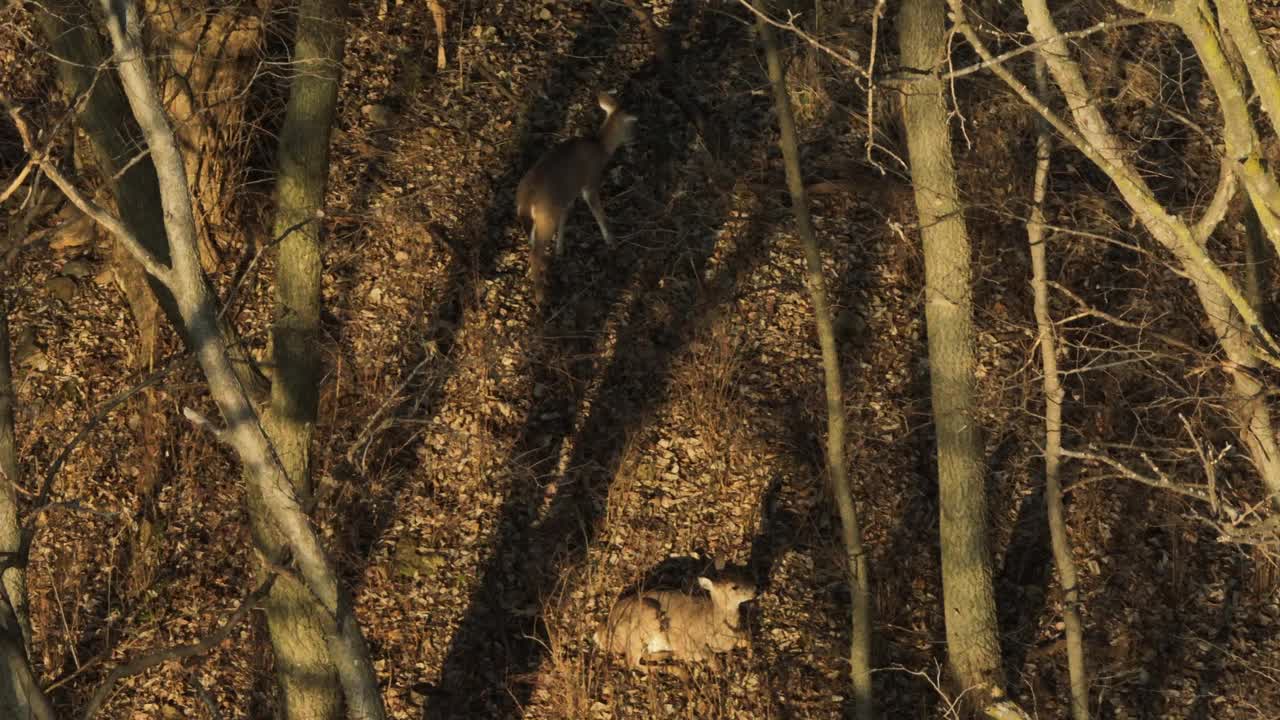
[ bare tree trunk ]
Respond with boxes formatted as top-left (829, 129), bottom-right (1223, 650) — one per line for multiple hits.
top-left (81, 2), bottom-right (387, 717)
top-left (1218, 0), bottom-right (1280, 140)
top-left (34, 0), bottom-right (268, 400)
top-left (1005, 0), bottom-right (1280, 501)
top-left (145, 0), bottom-right (267, 271)
top-left (0, 294), bottom-right (52, 720)
top-left (1244, 203), bottom-right (1273, 331)
top-left (897, 0), bottom-right (1026, 716)
top-left (1027, 56), bottom-right (1089, 720)
top-left (752, 3), bottom-right (873, 717)
top-left (0, 294), bottom-right (27, 651)
top-left (252, 0), bottom-right (348, 717)
top-left (0, 603), bottom-right (53, 720)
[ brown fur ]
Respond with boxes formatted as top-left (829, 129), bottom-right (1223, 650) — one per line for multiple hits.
top-left (594, 571), bottom-right (757, 673)
top-left (516, 93), bottom-right (636, 304)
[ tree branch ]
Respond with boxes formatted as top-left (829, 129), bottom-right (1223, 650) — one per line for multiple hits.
top-left (946, 1), bottom-right (1280, 369)
top-left (82, 574), bottom-right (277, 720)
top-left (1061, 448), bottom-right (1213, 501)
top-left (733, 0), bottom-right (869, 79)
top-left (1193, 158), bottom-right (1236, 244)
top-left (939, 16), bottom-right (1150, 81)
top-left (0, 93), bottom-right (174, 283)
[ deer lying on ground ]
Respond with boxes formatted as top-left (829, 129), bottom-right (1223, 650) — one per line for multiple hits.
top-left (515, 92), bottom-right (637, 305)
top-left (594, 564), bottom-right (757, 673)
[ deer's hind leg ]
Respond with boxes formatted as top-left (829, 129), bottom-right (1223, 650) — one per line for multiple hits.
top-left (530, 211), bottom-right (559, 304)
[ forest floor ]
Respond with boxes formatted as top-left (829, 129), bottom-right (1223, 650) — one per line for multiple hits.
top-left (4, 1), bottom-right (1280, 718)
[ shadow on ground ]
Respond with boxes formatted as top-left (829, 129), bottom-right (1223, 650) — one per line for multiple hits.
top-left (422, 3), bottom-right (779, 717)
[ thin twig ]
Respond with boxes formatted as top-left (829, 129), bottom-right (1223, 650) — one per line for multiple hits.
top-left (1180, 414), bottom-right (1220, 516)
top-left (732, 0), bottom-right (869, 79)
top-left (1049, 280), bottom-right (1202, 355)
top-left (346, 354), bottom-right (435, 468)
top-left (939, 17), bottom-right (1150, 81)
top-left (0, 93), bottom-right (173, 283)
top-left (82, 574), bottom-right (277, 719)
top-left (14, 356), bottom-right (190, 582)
top-left (219, 210), bottom-right (322, 321)
top-left (865, 0), bottom-right (886, 170)
top-left (1061, 447), bottom-right (1213, 501)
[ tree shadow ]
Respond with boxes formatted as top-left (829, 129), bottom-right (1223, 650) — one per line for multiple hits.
top-left (422, 3), bottom-right (778, 716)
top-left (314, 0), bottom-right (563, 575)
top-left (992, 431), bottom-right (1052, 682)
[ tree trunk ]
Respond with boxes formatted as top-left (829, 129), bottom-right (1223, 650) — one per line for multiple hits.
top-left (34, 0), bottom-right (268, 400)
top-left (144, 0), bottom-right (267, 272)
top-left (897, 0), bottom-right (1017, 713)
top-left (253, 0), bottom-right (349, 717)
top-left (752, 3), bottom-right (873, 717)
top-left (0, 294), bottom-right (27, 651)
top-left (90, 1), bottom-right (387, 717)
top-left (0, 294), bottom-right (52, 720)
top-left (1027, 56), bottom-right (1089, 720)
top-left (1010, 0), bottom-right (1280, 502)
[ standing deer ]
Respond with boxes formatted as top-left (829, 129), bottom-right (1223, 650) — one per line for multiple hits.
top-left (515, 92), bottom-right (637, 305)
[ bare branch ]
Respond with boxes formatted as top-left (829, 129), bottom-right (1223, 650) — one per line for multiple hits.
top-left (939, 17), bottom-right (1150, 81)
top-left (1216, 513), bottom-right (1280, 546)
top-left (946, 2), bottom-right (1280, 370)
top-left (1180, 414), bottom-right (1221, 517)
top-left (28, 359), bottom-right (181, 536)
top-left (865, 0), bottom-right (886, 169)
top-left (1193, 158), bottom-right (1236, 244)
top-left (1061, 448), bottom-right (1213, 501)
top-left (95, 2), bottom-right (387, 715)
top-left (181, 407), bottom-right (231, 444)
top-left (0, 93), bottom-right (174, 283)
top-left (1217, 0), bottom-right (1280, 141)
top-left (0, 159), bottom-right (35, 207)
top-left (733, 0), bottom-right (870, 79)
top-left (219, 210), bottom-right (322, 321)
top-left (82, 575), bottom-right (277, 720)
top-left (1048, 281), bottom-right (1202, 356)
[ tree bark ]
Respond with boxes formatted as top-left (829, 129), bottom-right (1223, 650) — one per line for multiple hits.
top-left (1027, 55), bottom-right (1089, 720)
top-left (1217, 0), bottom-right (1280, 149)
top-left (0, 294), bottom-right (50, 720)
top-left (144, 0), bottom-right (267, 271)
top-left (1244, 202), bottom-right (1273, 332)
top-left (0, 293), bottom-right (28, 651)
top-left (898, 0), bottom-right (1023, 715)
top-left (752, 4), bottom-right (873, 717)
top-left (34, 0), bottom-right (268, 400)
top-left (0, 602), bottom-right (53, 720)
top-left (88, 1), bottom-right (386, 717)
top-left (252, 0), bottom-right (349, 717)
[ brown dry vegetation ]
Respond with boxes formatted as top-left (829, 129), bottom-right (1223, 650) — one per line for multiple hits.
top-left (3, 0), bottom-right (1280, 718)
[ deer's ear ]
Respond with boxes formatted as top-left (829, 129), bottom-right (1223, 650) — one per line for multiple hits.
top-left (698, 576), bottom-right (714, 592)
